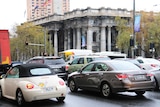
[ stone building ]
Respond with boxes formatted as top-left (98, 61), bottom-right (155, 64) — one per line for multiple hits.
top-left (32, 7), bottom-right (132, 56)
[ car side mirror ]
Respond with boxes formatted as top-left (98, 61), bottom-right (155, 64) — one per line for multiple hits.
top-left (0, 74), bottom-right (6, 79)
top-left (78, 69), bottom-right (82, 73)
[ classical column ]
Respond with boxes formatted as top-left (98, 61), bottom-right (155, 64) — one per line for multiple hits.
top-left (108, 26), bottom-right (112, 51)
top-left (54, 29), bottom-right (58, 56)
top-left (68, 29), bottom-right (71, 49)
top-left (87, 27), bottom-right (93, 50)
top-left (64, 29), bottom-right (67, 50)
top-left (76, 27), bottom-right (81, 49)
top-left (101, 26), bottom-right (106, 52)
top-left (49, 31), bottom-right (53, 56)
top-left (73, 28), bottom-right (76, 49)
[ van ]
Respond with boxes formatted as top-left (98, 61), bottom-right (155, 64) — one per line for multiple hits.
top-left (59, 49), bottom-right (93, 60)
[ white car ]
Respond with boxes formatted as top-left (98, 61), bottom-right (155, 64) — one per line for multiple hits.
top-left (0, 63), bottom-right (67, 106)
top-left (136, 57), bottom-right (160, 70)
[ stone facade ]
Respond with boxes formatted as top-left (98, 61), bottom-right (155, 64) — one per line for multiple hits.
top-left (32, 7), bottom-right (132, 56)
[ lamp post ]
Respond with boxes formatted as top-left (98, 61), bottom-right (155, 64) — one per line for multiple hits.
top-left (132, 0), bottom-right (136, 58)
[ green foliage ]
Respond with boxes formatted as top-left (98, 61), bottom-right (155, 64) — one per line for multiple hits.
top-left (10, 22), bottom-right (51, 61)
top-left (146, 13), bottom-right (160, 56)
top-left (115, 16), bottom-right (132, 51)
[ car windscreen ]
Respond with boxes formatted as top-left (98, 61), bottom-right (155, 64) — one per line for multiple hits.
top-left (30, 68), bottom-right (53, 76)
top-left (44, 58), bottom-right (66, 65)
top-left (110, 61), bottom-right (141, 71)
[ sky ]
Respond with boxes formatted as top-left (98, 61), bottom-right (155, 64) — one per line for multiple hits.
top-left (1, 0), bottom-right (160, 32)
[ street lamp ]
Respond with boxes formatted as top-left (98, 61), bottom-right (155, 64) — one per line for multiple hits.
top-left (132, 0), bottom-right (136, 58)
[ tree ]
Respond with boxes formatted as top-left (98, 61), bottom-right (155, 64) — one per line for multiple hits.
top-left (115, 16), bottom-right (132, 54)
top-left (10, 22), bottom-right (51, 61)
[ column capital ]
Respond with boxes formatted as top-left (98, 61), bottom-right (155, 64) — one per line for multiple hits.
top-left (53, 29), bottom-right (58, 31)
top-left (107, 25), bottom-right (112, 28)
top-left (100, 25), bottom-right (106, 28)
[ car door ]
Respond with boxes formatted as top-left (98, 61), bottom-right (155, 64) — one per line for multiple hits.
top-left (85, 63), bottom-right (109, 89)
top-left (3, 67), bottom-right (19, 98)
top-left (75, 63), bottom-right (95, 88)
top-left (68, 58), bottom-right (85, 73)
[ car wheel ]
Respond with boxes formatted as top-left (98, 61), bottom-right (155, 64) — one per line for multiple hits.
top-left (154, 78), bottom-right (159, 91)
top-left (0, 87), bottom-right (3, 99)
top-left (135, 91), bottom-right (145, 96)
top-left (101, 83), bottom-right (112, 98)
top-left (56, 97), bottom-right (65, 102)
top-left (16, 89), bottom-right (25, 106)
top-left (69, 79), bottom-right (78, 92)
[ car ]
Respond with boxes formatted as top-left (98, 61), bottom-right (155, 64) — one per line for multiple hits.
top-left (136, 57), bottom-right (160, 70)
top-left (113, 58), bottom-right (142, 69)
top-left (0, 63), bottom-right (67, 106)
top-left (11, 61), bottom-right (23, 67)
top-left (25, 56), bottom-right (68, 80)
top-left (67, 55), bottom-right (111, 73)
top-left (67, 60), bottom-right (155, 98)
top-left (149, 68), bottom-right (160, 91)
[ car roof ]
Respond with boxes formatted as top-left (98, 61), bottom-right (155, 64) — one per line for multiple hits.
top-left (13, 63), bottom-right (52, 77)
top-left (32, 56), bottom-right (62, 59)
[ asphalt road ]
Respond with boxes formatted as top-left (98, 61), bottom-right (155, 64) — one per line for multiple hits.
top-left (0, 88), bottom-right (160, 107)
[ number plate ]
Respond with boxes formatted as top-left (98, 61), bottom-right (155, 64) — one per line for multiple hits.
top-left (43, 87), bottom-right (54, 92)
top-left (135, 75), bottom-right (146, 80)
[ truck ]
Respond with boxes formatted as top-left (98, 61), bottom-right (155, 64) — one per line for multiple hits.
top-left (0, 30), bottom-right (11, 75)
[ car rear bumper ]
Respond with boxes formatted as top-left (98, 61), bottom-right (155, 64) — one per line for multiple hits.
top-left (112, 81), bottom-right (155, 93)
top-left (22, 86), bottom-right (67, 102)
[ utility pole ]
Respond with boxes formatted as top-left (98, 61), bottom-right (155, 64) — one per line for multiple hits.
top-left (132, 0), bottom-right (136, 58)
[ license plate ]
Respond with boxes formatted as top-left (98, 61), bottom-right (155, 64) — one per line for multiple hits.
top-left (43, 87), bottom-right (54, 92)
top-left (135, 75), bottom-right (146, 80)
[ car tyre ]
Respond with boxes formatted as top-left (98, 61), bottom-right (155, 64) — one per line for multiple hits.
top-left (69, 79), bottom-right (78, 92)
top-left (0, 86), bottom-right (3, 99)
top-left (16, 89), bottom-right (25, 106)
top-left (56, 97), bottom-right (65, 102)
top-left (154, 78), bottom-right (159, 91)
top-left (135, 91), bottom-right (145, 96)
top-left (101, 83), bottom-right (112, 98)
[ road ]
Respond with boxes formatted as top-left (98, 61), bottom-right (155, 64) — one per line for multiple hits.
top-left (0, 88), bottom-right (160, 107)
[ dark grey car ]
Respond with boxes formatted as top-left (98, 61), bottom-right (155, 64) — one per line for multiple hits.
top-left (67, 60), bottom-right (155, 98)
top-left (25, 56), bottom-right (68, 80)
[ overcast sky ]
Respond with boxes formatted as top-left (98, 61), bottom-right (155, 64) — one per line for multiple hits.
top-left (1, 0), bottom-right (160, 31)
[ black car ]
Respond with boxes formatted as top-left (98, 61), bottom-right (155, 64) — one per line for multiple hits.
top-left (25, 56), bottom-right (68, 80)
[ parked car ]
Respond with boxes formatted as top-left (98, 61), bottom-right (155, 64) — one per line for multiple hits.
top-left (25, 56), bottom-right (68, 80)
top-left (67, 60), bottom-right (155, 98)
top-left (149, 68), bottom-right (160, 90)
top-left (67, 55), bottom-right (111, 73)
top-left (0, 63), bottom-right (67, 106)
top-left (136, 57), bottom-right (160, 70)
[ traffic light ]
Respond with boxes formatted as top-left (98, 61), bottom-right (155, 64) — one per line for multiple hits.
top-left (130, 38), bottom-right (134, 47)
top-left (150, 43), bottom-right (154, 49)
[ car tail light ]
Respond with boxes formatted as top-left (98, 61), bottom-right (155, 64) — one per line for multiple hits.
top-left (59, 80), bottom-right (65, 86)
top-left (116, 74), bottom-right (128, 80)
top-left (26, 83), bottom-right (34, 89)
top-left (150, 64), bottom-right (158, 68)
top-left (65, 65), bottom-right (69, 71)
top-left (147, 73), bottom-right (154, 77)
